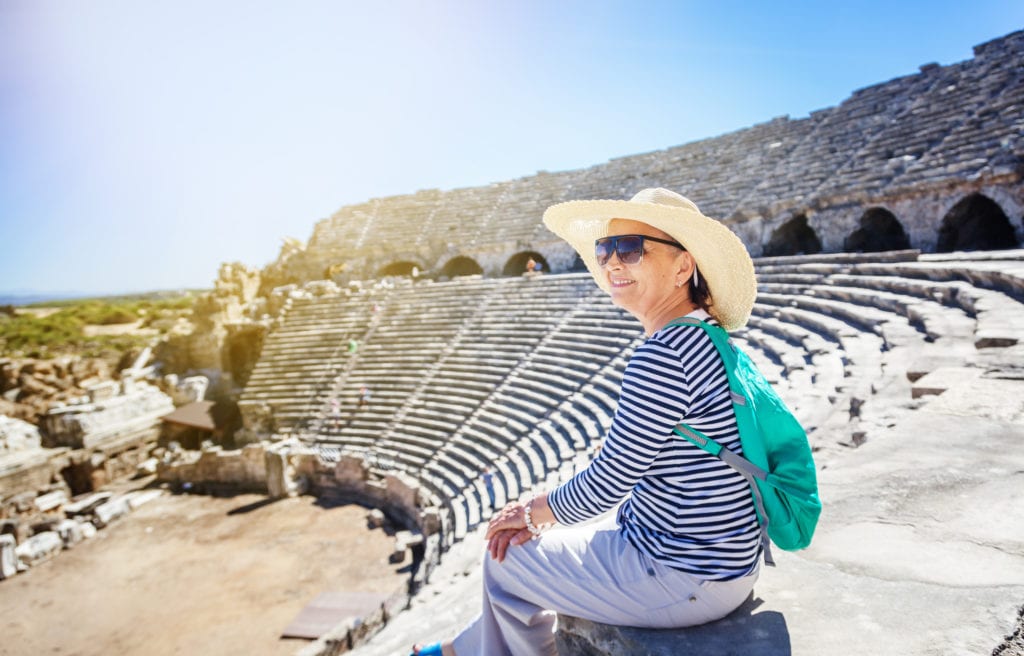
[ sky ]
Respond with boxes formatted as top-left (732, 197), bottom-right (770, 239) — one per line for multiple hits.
top-left (2, 1), bottom-right (1022, 299)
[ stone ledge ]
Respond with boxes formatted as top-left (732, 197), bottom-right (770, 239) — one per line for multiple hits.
top-left (554, 595), bottom-right (792, 656)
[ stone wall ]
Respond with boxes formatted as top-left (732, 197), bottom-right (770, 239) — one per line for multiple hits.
top-left (40, 381), bottom-right (173, 450)
top-left (156, 442), bottom-right (274, 492)
top-left (263, 30), bottom-right (1022, 285)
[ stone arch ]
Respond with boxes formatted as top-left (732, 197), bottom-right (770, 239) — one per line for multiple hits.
top-left (378, 260), bottom-right (422, 278)
top-left (844, 207), bottom-right (911, 252)
top-left (440, 256), bottom-right (484, 279)
top-left (937, 193), bottom-right (1019, 252)
top-left (763, 214), bottom-right (822, 257)
top-left (502, 251), bottom-right (550, 276)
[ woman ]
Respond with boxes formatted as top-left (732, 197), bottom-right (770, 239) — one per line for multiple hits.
top-left (414, 188), bottom-right (761, 656)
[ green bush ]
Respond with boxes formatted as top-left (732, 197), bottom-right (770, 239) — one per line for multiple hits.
top-left (3, 292), bottom-right (201, 358)
top-left (0, 311), bottom-right (84, 356)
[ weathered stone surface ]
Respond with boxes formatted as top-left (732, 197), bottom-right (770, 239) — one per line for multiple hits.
top-left (125, 489), bottom-right (162, 509)
top-left (555, 602), bottom-right (793, 656)
top-left (64, 491), bottom-right (113, 517)
top-left (56, 519), bottom-right (84, 548)
top-left (79, 521), bottom-right (97, 540)
top-left (33, 489), bottom-right (68, 513)
top-left (164, 374), bottom-right (209, 405)
top-left (390, 530), bottom-right (424, 564)
top-left (15, 531), bottom-right (62, 567)
top-left (419, 508), bottom-right (441, 537)
top-left (911, 366), bottom-right (983, 398)
top-left (136, 457), bottom-right (158, 476)
top-left (366, 509), bottom-right (386, 529)
top-left (40, 382), bottom-right (173, 449)
top-left (265, 447), bottom-right (291, 498)
top-left (92, 497), bottom-right (130, 528)
top-left (0, 534), bottom-right (17, 579)
top-left (0, 414), bottom-right (41, 453)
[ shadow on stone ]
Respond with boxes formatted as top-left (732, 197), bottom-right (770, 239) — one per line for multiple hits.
top-left (225, 496), bottom-right (283, 515)
top-left (555, 595), bottom-right (791, 655)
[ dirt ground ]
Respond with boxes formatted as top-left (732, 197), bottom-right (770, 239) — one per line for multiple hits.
top-left (0, 490), bottom-right (409, 656)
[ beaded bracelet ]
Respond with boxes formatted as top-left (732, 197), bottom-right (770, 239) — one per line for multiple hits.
top-left (523, 497), bottom-right (545, 538)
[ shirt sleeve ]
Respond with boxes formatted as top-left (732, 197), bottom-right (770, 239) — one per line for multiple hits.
top-left (547, 335), bottom-right (696, 525)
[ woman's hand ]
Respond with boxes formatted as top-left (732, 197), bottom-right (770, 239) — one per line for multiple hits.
top-left (484, 495), bottom-right (556, 562)
top-left (487, 527), bottom-right (532, 562)
top-left (485, 502), bottom-right (529, 561)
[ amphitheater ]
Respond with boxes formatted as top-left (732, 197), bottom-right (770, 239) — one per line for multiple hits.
top-left (5, 29), bottom-right (1024, 656)
top-left (212, 30), bottom-right (1024, 656)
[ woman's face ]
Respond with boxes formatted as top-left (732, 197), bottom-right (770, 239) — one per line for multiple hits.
top-left (602, 218), bottom-right (694, 329)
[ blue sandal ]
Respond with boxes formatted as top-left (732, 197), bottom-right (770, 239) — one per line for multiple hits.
top-left (409, 642), bottom-right (442, 656)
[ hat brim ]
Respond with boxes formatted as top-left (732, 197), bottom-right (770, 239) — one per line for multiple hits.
top-left (542, 199), bottom-right (756, 331)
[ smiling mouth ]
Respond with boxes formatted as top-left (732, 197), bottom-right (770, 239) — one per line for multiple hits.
top-left (609, 277), bottom-right (636, 288)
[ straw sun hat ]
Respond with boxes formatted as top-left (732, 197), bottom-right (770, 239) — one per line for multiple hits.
top-left (542, 187), bottom-right (757, 331)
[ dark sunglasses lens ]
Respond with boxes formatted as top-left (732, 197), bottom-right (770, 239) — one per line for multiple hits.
top-left (617, 236), bottom-right (644, 264)
top-left (595, 239), bottom-right (614, 266)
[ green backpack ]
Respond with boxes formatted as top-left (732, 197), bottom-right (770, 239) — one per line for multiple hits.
top-left (666, 318), bottom-right (822, 566)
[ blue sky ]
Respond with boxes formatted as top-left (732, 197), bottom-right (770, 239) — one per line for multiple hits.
top-left (2, 1), bottom-right (1022, 298)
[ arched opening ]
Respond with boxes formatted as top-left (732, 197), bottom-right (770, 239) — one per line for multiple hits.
top-left (763, 214), bottom-right (822, 257)
top-left (844, 208), bottom-right (911, 252)
top-left (937, 193), bottom-right (1019, 252)
top-left (502, 251), bottom-right (550, 276)
top-left (440, 256), bottom-right (483, 279)
top-left (378, 261), bottom-right (422, 278)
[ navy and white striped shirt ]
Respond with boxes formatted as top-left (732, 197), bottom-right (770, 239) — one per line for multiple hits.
top-left (547, 313), bottom-right (761, 580)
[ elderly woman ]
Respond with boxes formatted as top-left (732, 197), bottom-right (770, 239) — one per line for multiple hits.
top-left (413, 188), bottom-right (762, 656)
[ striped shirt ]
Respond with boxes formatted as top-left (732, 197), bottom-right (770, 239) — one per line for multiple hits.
top-left (547, 313), bottom-right (761, 580)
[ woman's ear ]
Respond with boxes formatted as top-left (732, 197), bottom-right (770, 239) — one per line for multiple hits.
top-left (675, 251), bottom-right (696, 280)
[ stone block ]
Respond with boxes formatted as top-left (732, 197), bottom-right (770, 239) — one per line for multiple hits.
top-left (56, 519), bottom-right (84, 548)
top-left (64, 491), bottom-right (113, 517)
top-left (390, 530), bottom-right (424, 564)
top-left (265, 448), bottom-right (288, 498)
top-left (80, 521), bottom-right (97, 540)
top-left (33, 490), bottom-right (68, 513)
top-left (911, 367), bottom-right (983, 399)
top-left (905, 356), bottom-right (967, 383)
top-left (0, 534), bottom-right (17, 580)
top-left (136, 457), bottom-right (159, 476)
top-left (93, 497), bottom-right (130, 528)
top-left (15, 531), bottom-right (62, 567)
top-left (420, 508), bottom-right (441, 536)
top-left (125, 489), bottom-right (162, 509)
top-left (334, 455), bottom-right (367, 485)
top-left (555, 597), bottom-right (788, 656)
top-left (366, 509), bottom-right (386, 529)
top-left (394, 530), bottom-right (423, 550)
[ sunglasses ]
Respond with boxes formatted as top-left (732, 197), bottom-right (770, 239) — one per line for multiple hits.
top-left (594, 234), bottom-right (684, 267)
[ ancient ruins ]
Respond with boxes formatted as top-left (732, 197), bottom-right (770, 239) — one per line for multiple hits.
top-left (1, 29), bottom-right (1022, 656)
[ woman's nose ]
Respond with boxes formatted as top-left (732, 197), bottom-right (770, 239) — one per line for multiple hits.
top-left (604, 251), bottom-right (624, 268)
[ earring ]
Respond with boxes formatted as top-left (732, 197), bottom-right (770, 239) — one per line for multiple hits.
top-left (675, 281), bottom-right (683, 288)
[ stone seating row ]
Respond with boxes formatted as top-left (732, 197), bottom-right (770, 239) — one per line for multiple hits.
top-left (756, 256), bottom-right (1024, 347)
top-left (266, 263), bottom-right (1007, 540)
top-left (757, 281), bottom-right (976, 344)
top-left (392, 336), bottom-right (631, 526)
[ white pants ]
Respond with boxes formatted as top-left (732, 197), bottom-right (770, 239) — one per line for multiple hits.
top-left (451, 517), bottom-right (758, 656)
